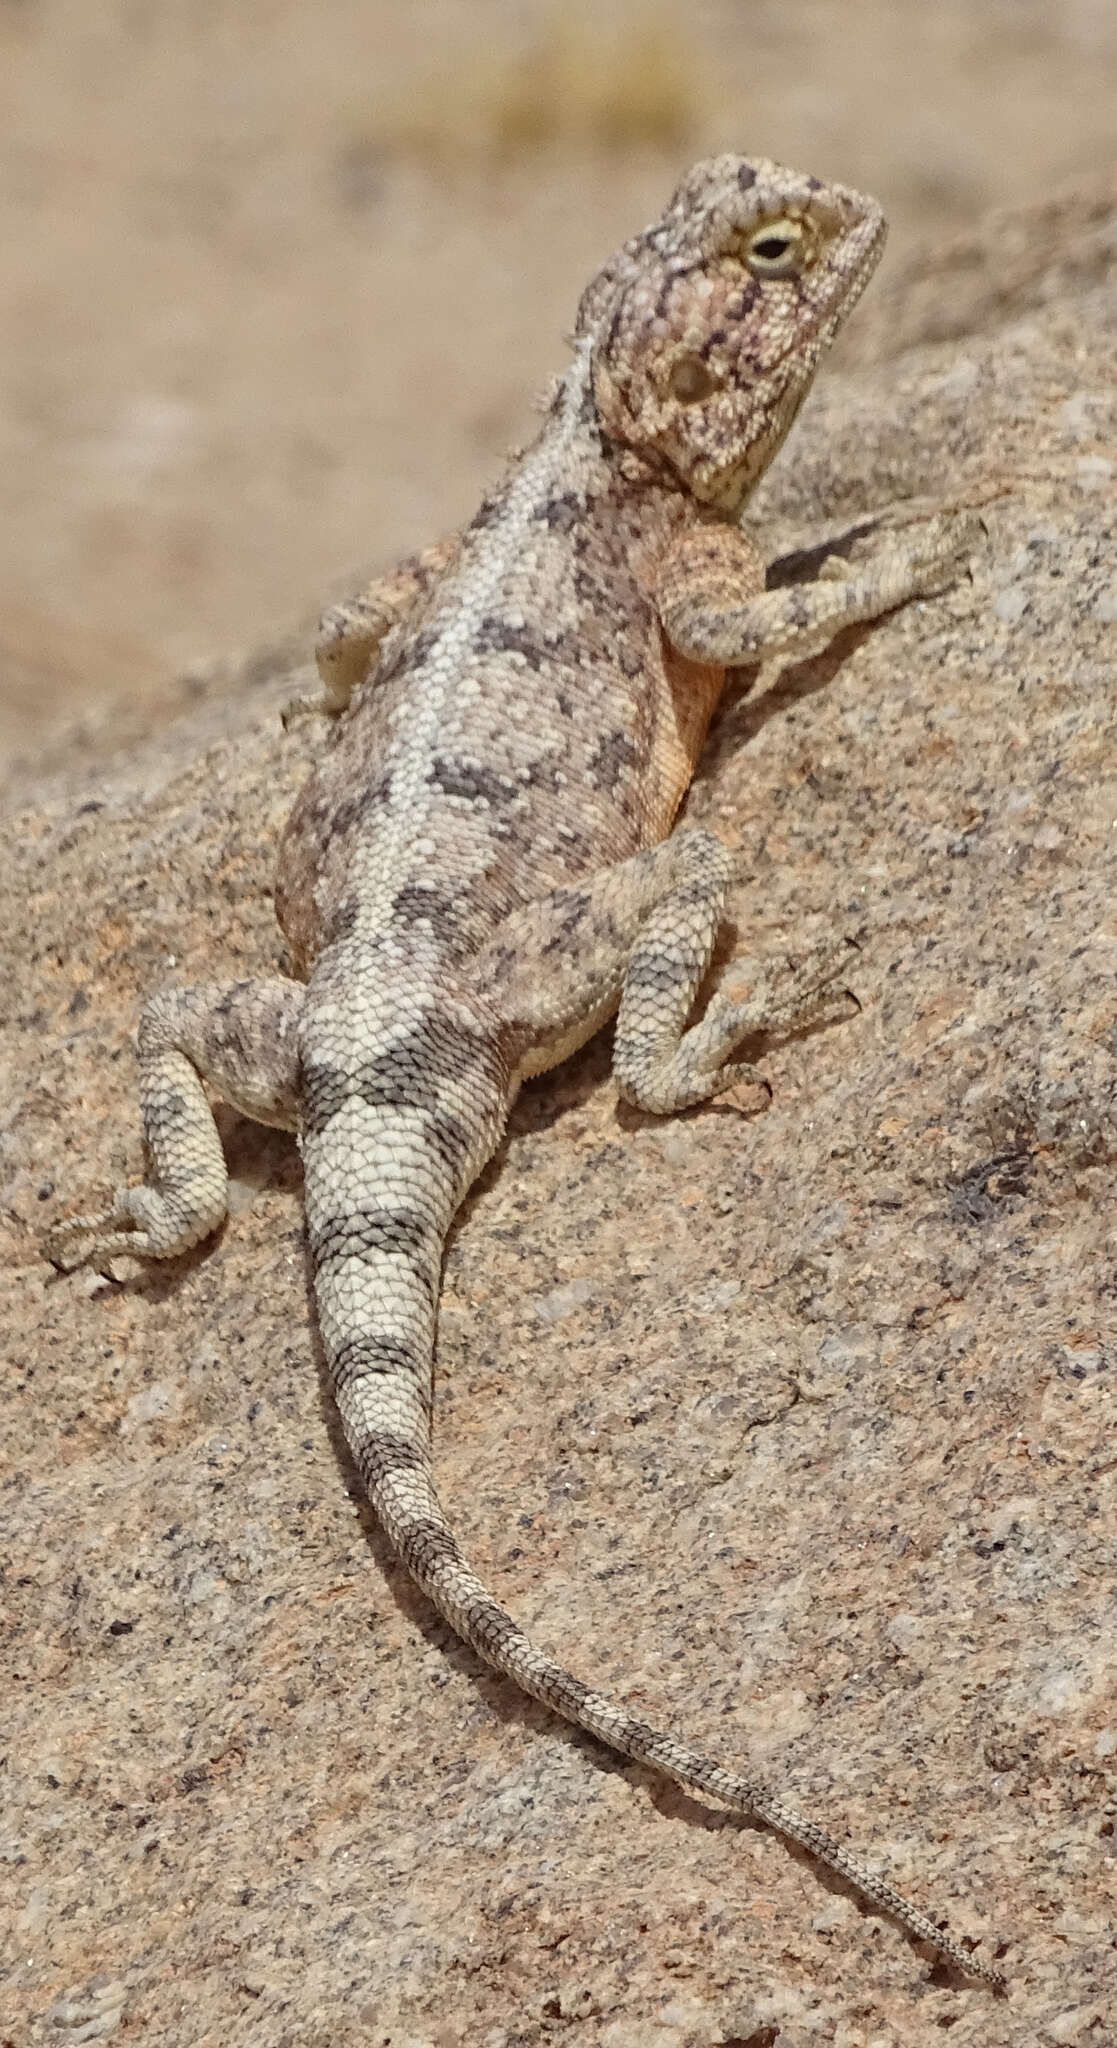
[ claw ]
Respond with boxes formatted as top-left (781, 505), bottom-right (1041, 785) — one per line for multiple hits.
top-left (43, 1197), bottom-right (143, 1272)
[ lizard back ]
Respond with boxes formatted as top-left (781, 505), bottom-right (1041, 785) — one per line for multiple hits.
top-left (276, 356), bottom-right (723, 978)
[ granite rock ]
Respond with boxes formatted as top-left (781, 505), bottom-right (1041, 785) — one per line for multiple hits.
top-left (3, 184), bottom-right (1116, 2046)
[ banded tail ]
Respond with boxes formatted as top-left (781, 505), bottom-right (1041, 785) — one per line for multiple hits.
top-left (300, 979), bottom-right (1003, 1990)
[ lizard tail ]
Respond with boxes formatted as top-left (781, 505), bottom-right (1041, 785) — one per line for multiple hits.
top-left (301, 1031), bottom-right (1002, 1989)
top-left (370, 1452), bottom-right (1003, 1988)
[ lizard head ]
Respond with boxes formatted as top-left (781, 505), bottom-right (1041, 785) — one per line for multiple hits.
top-left (579, 155), bottom-right (886, 516)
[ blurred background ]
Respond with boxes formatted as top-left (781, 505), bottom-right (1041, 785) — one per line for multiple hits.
top-left (2, 0), bottom-right (1115, 769)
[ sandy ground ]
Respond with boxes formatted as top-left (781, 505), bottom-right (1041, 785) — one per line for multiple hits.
top-left (1, 0), bottom-right (1115, 773)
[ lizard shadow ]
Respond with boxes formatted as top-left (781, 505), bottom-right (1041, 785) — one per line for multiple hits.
top-left (702, 619), bottom-right (874, 782)
top-left (698, 511), bottom-right (919, 777)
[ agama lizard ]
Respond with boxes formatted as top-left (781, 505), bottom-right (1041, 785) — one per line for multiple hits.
top-left (48, 155), bottom-right (1002, 1988)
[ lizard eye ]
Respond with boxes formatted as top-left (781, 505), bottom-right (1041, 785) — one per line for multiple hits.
top-left (746, 216), bottom-right (809, 277)
top-left (668, 353), bottom-right (719, 403)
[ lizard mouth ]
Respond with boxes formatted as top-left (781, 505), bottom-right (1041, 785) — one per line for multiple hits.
top-left (705, 207), bottom-right (886, 390)
top-left (779, 213), bottom-right (885, 360)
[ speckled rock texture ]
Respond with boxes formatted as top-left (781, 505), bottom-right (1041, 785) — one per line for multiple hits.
top-left (3, 182), bottom-right (1115, 2047)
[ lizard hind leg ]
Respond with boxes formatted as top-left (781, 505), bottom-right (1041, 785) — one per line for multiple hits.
top-left (474, 827), bottom-right (851, 1114)
top-left (618, 923), bottom-right (856, 1115)
top-left (611, 832), bottom-right (856, 1115)
top-left (46, 976), bottom-right (304, 1268)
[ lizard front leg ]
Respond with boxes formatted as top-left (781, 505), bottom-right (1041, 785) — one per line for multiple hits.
top-left (656, 511), bottom-right (980, 669)
top-left (310, 534), bottom-right (460, 712)
top-left (474, 830), bottom-right (848, 1111)
top-left (46, 977), bottom-right (303, 1267)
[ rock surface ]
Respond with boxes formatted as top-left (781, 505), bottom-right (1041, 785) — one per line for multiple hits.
top-left (3, 183), bottom-right (1116, 2046)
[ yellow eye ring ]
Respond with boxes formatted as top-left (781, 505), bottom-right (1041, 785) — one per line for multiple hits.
top-left (746, 216), bottom-right (810, 277)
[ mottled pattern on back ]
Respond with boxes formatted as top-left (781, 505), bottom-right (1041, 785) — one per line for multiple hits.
top-left (276, 404), bottom-right (715, 975)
